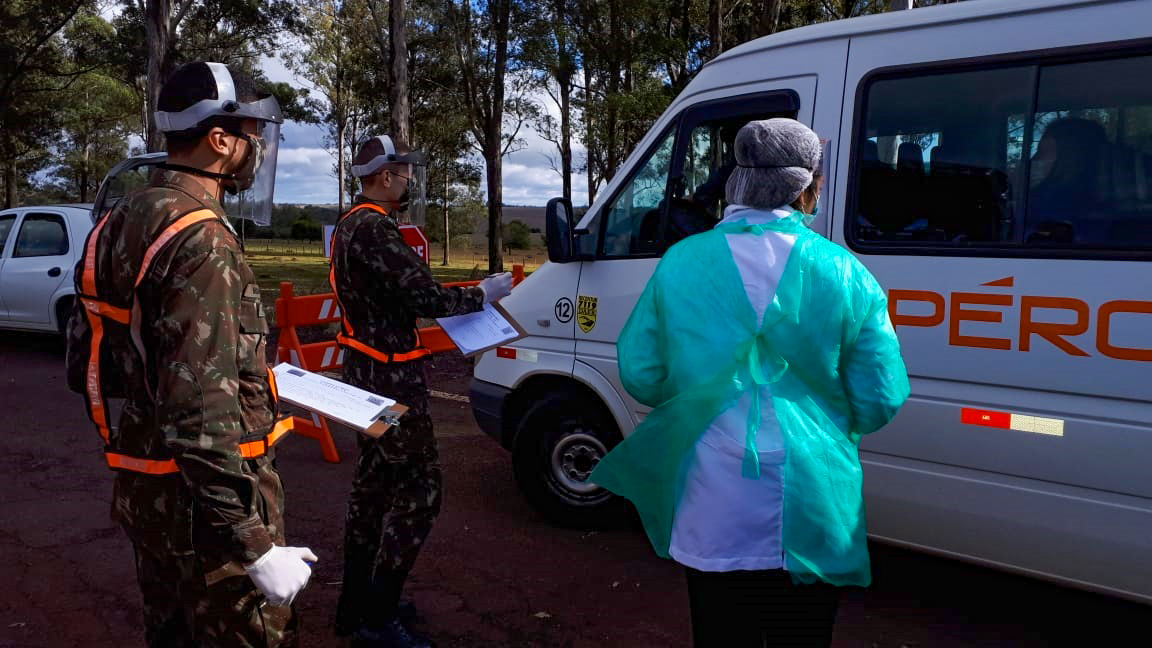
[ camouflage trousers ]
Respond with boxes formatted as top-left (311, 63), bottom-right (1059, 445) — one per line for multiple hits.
top-left (113, 458), bottom-right (298, 647)
top-left (336, 354), bottom-right (442, 634)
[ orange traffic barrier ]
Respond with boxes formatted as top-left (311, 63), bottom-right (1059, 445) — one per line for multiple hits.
top-left (274, 264), bottom-right (525, 463)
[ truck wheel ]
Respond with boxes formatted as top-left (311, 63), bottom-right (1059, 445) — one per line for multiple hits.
top-left (512, 391), bottom-right (629, 529)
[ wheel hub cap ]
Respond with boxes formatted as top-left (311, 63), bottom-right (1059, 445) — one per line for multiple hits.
top-left (550, 432), bottom-right (608, 495)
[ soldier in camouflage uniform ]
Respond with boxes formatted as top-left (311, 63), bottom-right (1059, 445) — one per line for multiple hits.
top-left (66, 62), bottom-right (316, 647)
top-left (330, 135), bottom-right (513, 647)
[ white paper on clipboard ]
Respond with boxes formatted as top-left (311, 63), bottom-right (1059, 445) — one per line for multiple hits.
top-left (435, 303), bottom-right (525, 356)
top-left (271, 363), bottom-right (406, 438)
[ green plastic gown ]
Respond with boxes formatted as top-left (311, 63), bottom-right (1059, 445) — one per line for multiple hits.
top-left (589, 212), bottom-right (910, 586)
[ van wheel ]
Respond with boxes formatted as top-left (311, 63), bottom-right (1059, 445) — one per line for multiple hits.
top-left (512, 392), bottom-right (629, 529)
top-left (56, 297), bottom-right (74, 335)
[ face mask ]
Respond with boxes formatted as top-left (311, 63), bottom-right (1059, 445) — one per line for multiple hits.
top-left (222, 133), bottom-right (265, 195)
top-left (796, 196), bottom-right (818, 227)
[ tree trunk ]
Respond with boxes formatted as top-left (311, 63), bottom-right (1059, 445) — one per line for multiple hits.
top-left (145, 0), bottom-right (172, 152)
top-left (389, 0), bottom-right (410, 142)
top-left (560, 78), bottom-right (572, 203)
top-left (484, 0), bottom-right (511, 274)
top-left (485, 142), bottom-right (503, 273)
top-left (761, 0), bottom-right (783, 36)
top-left (442, 170), bottom-right (450, 265)
top-left (585, 91), bottom-right (597, 204)
top-left (555, 0), bottom-right (573, 203)
top-left (337, 120), bottom-right (347, 214)
top-left (3, 161), bottom-right (16, 209)
top-left (708, 0), bottom-right (722, 59)
top-left (79, 143), bottom-right (90, 203)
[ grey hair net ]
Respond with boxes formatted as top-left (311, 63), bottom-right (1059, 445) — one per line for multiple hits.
top-left (725, 118), bottom-right (822, 209)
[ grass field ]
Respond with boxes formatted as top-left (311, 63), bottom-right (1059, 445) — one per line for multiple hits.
top-left (244, 238), bottom-right (544, 325)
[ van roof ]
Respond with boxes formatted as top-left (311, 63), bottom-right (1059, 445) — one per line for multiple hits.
top-left (710, 0), bottom-right (1116, 66)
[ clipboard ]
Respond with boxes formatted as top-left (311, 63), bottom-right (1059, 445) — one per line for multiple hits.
top-left (272, 363), bottom-right (408, 439)
top-left (435, 301), bottom-right (527, 357)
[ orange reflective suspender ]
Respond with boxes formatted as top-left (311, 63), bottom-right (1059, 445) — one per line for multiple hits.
top-left (81, 208), bottom-right (289, 475)
top-left (79, 216), bottom-right (117, 447)
top-left (330, 203), bottom-right (432, 364)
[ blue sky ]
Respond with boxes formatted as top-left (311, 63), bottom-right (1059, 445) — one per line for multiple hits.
top-left (262, 56), bottom-right (590, 207)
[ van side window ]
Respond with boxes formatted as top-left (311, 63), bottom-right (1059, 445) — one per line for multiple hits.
top-left (853, 67), bottom-right (1032, 246)
top-left (852, 52), bottom-right (1152, 256)
top-left (13, 213), bottom-right (69, 258)
top-left (601, 129), bottom-right (676, 257)
top-left (1026, 55), bottom-right (1152, 247)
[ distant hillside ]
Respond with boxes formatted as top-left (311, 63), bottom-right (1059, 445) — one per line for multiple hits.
top-left (501, 206), bottom-right (545, 230)
top-left (282, 203), bottom-right (546, 229)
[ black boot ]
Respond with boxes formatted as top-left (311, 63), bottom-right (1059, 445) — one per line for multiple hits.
top-left (349, 618), bottom-right (436, 648)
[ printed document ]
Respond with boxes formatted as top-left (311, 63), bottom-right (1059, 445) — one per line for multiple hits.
top-left (272, 363), bottom-right (406, 438)
top-left (435, 303), bottom-right (525, 356)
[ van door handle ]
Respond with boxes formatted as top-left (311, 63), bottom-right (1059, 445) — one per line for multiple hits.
top-left (48, 267), bottom-right (61, 277)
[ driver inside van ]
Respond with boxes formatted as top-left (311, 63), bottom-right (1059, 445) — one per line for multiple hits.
top-left (639, 125), bottom-right (741, 249)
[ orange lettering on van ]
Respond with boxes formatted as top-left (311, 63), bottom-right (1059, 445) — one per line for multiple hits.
top-left (888, 288), bottom-right (1152, 362)
top-left (949, 292), bottom-right (1012, 350)
top-left (1019, 296), bottom-right (1090, 356)
top-left (1097, 301), bottom-right (1152, 362)
top-left (888, 290), bottom-right (945, 327)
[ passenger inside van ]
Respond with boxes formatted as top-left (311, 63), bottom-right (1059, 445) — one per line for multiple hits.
top-left (1027, 116), bottom-right (1152, 245)
top-left (1027, 117), bottom-right (1110, 242)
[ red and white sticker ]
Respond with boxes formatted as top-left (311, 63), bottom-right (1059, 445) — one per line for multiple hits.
top-left (961, 408), bottom-right (1065, 437)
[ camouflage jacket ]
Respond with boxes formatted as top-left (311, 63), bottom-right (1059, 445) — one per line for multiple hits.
top-left (330, 195), bottom-right (484, 359)
top-left (66, 169), bottom-right (278, 564)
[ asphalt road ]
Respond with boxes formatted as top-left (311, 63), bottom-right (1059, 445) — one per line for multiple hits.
top-left (1, 329), bottom-right (1148, 647)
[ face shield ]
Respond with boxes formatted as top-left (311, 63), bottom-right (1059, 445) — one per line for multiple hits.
top-left (352, 136), bottom-right (428, 225)
top-left (404, 163), bottom-right (428, 227)
top-left (220, 120), bottom-right (280, 226)
top-left (153, 62), bottom-right (284, 225)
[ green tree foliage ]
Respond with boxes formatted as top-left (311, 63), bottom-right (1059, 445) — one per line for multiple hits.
top-left (502, 218), bottom-right (532, 250)
top-left (558, 0), bottom-right (903, 203)
top-left (103, 0), bottom-right (304, 150)
top-left (285, 0), bottom-right (383, 213)
top-left (424, 183), bottom-right (481, 244)
top-left (0, 0), bottom-right (100, 207)
top-left (290, 213), bottom-right (323, 240)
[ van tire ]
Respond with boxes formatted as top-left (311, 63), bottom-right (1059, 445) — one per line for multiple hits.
top-left (511, 391), bottom-right (630, 529)
top-left (55, 296), bottom-right (74, 336)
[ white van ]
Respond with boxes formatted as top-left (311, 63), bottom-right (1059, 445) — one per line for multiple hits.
top-left (470, 0), bottom-right (1152, 603)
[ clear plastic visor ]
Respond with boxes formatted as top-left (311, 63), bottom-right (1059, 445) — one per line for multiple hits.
top-left (222, 121), bottom-right (280, 226)
top-left (403, 164), bottom-right (428, 227)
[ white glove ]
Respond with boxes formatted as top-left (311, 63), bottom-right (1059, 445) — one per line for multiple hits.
top-left (478, 272), bottom-right (513, 303)
top-left (244, 545), bottom-right (317, 606)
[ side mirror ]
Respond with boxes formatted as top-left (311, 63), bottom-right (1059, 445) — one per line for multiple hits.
top-left (545, 196), bottom-right (576, 262)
